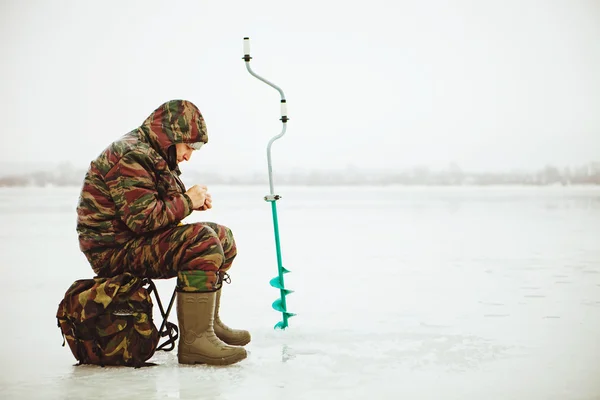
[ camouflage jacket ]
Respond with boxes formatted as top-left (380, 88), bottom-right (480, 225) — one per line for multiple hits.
top-left (76, 100), bottom-right (208, 269)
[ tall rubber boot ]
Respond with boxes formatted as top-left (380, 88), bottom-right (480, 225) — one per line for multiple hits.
top-left (176, 290), bottom-right (247, 365)
top-left (214, 288), bottom-right (251, 346)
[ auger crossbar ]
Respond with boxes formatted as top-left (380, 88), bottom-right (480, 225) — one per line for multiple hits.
top-left (243, 37), bottom-right (295, 329)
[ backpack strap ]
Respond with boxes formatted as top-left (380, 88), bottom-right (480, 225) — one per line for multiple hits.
top-left (91, 338), bottom-right (105, 367)
top-left (69, 319), bottom-right (90, 366)
top-left (57, 318), bottom-right (66, 347)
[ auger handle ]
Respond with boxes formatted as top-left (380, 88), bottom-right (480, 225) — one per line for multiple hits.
top-left (243, 37), bottom-right (288, 195)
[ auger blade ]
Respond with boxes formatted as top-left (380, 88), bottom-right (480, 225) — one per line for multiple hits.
top-left (269, 277), bottom-right (283, 289)
top-left (274, 321), bottom-right (287, 330)
top-left (272, 296), bottom-right (293, 309)
top-left (281, 267), bottom-right (291, 274)
top-left (272, 298), bottom-right (286, 313)
top-left (274, 312), bottom-right (296, 330)
top-left (270, 277), bottom-right (294, 294)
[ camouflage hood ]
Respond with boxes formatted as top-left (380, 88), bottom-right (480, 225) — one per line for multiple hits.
top-left (139, 100), bottom-right (208, 164)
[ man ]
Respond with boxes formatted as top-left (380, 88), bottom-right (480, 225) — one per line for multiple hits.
top-left (76, 99), bottom-right (249, 366)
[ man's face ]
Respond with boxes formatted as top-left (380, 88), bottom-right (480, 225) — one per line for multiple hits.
top-left (175, 143), bottom-right (194, 163)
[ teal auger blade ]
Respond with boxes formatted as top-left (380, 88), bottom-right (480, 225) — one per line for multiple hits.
top-left (274, 321), bottom-right (286, 330)
top-left (270, 277), bottom-right (294, 292)
top-left (281, 267), bottom-right (291, 274)
top-left (274, 313), bottom-right (297, 330)
top-left (269, 276), bottom-right (284, 289)
top-left (272, 298), bottom-right (288, 313)
top-left (272, 297), bottom-right (296, 312)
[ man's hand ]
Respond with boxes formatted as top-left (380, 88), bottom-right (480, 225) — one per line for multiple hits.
top-left (185, 185), bottom-right (207, 210)
top-left (197, 193), bottom-right (212, 211)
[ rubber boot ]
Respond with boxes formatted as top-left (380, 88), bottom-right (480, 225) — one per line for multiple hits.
top-left (214, 288), bottom-right (251, 346)
top-left (176, 290), bottom-right (247, 365)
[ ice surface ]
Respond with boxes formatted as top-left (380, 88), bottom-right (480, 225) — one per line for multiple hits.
top-left (1, 185), bottom-right (600, 399)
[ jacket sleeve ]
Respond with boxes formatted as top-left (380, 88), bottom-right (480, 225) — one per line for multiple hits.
top-left (106, 151), bottom-right (193, 234)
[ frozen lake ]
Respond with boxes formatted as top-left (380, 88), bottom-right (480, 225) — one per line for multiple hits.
top-left (1, 185), bottom-right (599, 399)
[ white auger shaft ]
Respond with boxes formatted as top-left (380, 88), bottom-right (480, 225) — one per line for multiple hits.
top-left (243, 37), bottom-right (288, 195)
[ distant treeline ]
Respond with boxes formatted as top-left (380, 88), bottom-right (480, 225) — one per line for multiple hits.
top-left (1, 162), bottom-right (599, 187)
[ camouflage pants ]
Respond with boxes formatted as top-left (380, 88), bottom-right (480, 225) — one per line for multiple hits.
top-left (96, 222), bottom-right (236, 292)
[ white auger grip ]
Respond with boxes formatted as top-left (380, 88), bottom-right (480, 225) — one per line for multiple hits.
top-left (243, 37), bottom-right (251, 58)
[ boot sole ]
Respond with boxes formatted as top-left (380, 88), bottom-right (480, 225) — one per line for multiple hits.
top-left (178, 350), bottom-right (247, 366)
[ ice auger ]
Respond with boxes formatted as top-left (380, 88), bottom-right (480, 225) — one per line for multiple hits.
top-left (243, 37), bottom-right (295, 329)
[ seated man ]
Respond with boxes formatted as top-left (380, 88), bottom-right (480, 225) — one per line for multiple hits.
top-left (76, 99), bottom-right (249, 366)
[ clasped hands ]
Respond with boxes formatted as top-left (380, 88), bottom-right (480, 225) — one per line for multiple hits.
top-left (185, 184), bottom-right (213, 211)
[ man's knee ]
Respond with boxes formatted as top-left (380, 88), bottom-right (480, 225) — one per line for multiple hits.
top-left (186, 223), bottom-right (225, 263)
top-left (210, 225), bottom-right (237, 268)
top-left (222, 225), bottom-right (236, 251)
top-left (194, 222), bottom-right (236, 256)
top-left (177, 224), bottom-right (224, 291)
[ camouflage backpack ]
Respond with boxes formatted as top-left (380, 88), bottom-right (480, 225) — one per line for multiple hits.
top-left (56, 273), bottom-right (160, 368)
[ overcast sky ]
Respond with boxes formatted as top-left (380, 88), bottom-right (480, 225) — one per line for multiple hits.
top-left (1, 0), bottom-right (599, 175)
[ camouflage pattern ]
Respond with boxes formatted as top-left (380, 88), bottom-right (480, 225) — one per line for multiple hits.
top-left (76, 99), bottom-right (208, 265)
top-left (56, 273), bottom-right (159, 367)
top-left (75, 100), bottom-right (235, 291)
top-left (97, 222), bottom-right (237, 292)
